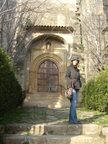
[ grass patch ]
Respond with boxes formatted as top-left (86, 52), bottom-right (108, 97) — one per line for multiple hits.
top-left (0, 106), bottom-right (48, 124)
top-left (0, 106), bottom-right (107, 127)
top-left (78, 108), bottom-right (108, 127)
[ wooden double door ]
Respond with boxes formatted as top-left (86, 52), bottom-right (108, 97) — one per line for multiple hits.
top-left (37, 60), bottom-right (60, 92)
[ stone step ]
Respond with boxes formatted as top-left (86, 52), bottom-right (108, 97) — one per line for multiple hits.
top-left (26, 94), bottom-right (68, 103)
top-left (25, 93), bottom-right (69, 108)
top-left (4, 134), bottom-right (105, 144)
top-left (26, 93), bottom-right (64, 100)
top-left (24, 102), bottom-right (69, 108)
top-left (4, 124), bottom-right (45, 135)
top-left (44, 124), bottom-right (82, 135)
top-left (45, 135), bottom-right (104, 144)
top-left (4, 135), bottom-right (44, 144)
top-left (4, 124), bottom-right (102, 136)
top-left (24, 100), bottom-right (69, 108)
top-left (44, 124), bottom-right (102, 136)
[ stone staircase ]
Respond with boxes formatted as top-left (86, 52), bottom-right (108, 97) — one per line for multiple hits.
top-left (24, 93), bottom-right (69, 108)
top-left (2, 123), bottom-right (108, 144)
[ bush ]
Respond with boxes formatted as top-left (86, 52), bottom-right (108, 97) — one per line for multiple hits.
top-left (0, 48), bottom-right (23, 114)
top-left (82, 68), bottom-right (108, 112)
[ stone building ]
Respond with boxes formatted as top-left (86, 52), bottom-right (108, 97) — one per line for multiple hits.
top-left (13, 0), bottom-right (108, 108)
top-left (0, 0), bottom-right (108, 108)
top-left (22, 0), bottom-right (84, 108)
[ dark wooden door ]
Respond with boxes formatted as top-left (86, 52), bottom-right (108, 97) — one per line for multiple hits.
top-left (37, 60), bottom-right (60, 92)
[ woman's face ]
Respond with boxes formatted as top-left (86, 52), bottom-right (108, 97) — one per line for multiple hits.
top-left (72, 59), bottom-right (79, 66)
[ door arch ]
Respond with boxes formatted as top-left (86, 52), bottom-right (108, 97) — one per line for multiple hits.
top-left (37, 59), bottom-right (60, 92)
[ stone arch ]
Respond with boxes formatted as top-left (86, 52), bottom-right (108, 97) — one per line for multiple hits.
top-left (26, 33), bottom-right (66, 53)
top-left (28, 53), bottom-right (64, 92)
top-left (25, 33), bottom-right (67, 93)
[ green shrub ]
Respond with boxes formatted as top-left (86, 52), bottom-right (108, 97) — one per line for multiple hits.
top-left (82, 68), bottom-right (108, 112)
top-left (0, 48), bottom-right (23, 114)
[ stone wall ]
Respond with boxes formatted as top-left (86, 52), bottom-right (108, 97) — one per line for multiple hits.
top-left (0, 0), bottom-right (17, 50)
top-left (21, 0), bottom-right (77, 27)
top-left (103, 0), bottom-right (108, 21)
top-left (80, 0), bottom-right (107, 79)
top-left (23, 30), bottom-right (71, 108)
top-left (18, 22), bottom-right (85, 108)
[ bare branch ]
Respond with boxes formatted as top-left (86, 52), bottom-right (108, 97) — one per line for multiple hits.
top-left (0, 0), bottom-right (7, 12)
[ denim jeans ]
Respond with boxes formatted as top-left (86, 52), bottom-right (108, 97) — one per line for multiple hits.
top-left (69, 89), bottom-right (79, 124)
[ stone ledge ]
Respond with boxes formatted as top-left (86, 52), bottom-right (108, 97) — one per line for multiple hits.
top-left (102, 127), bottom-right (108, 136)
top-left (102, 127), bottom-right (108, 144)
top-left (46, 135), bottom-right (104, 144)
top-left (44, 124), bottom-right (102, 136)
top-left (1, 124), bottom-right (106, 136)
top-left (4, 134), bottom-right (105, 144)
top-left (4, 124), bottom-right (46, 135)
top-left (44, 124), bottom-right (82, 135)
top-left (4, 135), bottom-right (45, 144)
top-left (82, 124), bottom-right (102, 135)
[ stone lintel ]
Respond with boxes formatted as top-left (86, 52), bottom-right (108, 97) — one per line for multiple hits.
top-left (26, 25), bottom-right (74, 34)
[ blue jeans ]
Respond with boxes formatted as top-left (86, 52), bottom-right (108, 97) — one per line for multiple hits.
top-left (69, 89), bottom-right (79, 124)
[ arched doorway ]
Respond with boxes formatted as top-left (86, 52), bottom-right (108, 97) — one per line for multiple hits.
top-left (37, 59), bottom-right (60, 92)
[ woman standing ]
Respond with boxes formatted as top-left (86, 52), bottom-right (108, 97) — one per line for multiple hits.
top-left (65, 55), bottom-right (82, 124)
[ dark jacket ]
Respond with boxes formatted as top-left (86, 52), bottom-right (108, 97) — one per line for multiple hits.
top-left (65, 64), bottom-right (82, 90)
